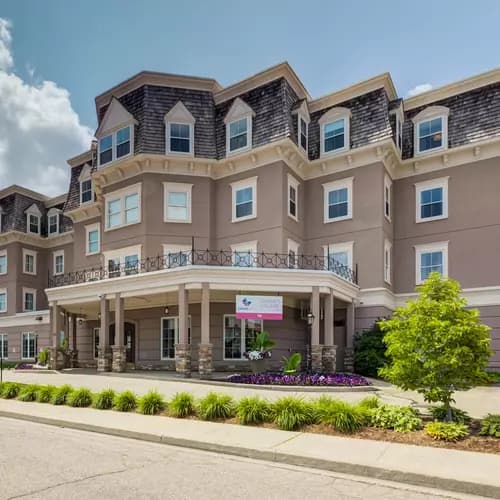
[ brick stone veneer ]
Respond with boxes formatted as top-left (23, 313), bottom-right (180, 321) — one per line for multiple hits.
top-left (97, 347), bottom-right (112, 372)
top-left (311, 344), bottom-right (324, 372)
top-left (111, 346), bottom-right (127, 372)
top-left (322, 345), bottom-right (337, 373)
top-left (198, 343), bottom-right (213, 378)
top-left (175, 343), bottom-right (191, 377)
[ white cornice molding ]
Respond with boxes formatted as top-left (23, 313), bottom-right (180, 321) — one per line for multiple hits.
top-left (404, 67), bottom-right (500, 110)
top-left (67, 150), bottom-right (93, 168)
top-left (0, 230), bottom-right (74, 248)
top-left (0, 185), bottom-right (49, 203)
top-left (65, 202), bottom-right (100, 224)
top-left (0, 310), bottom-right (50, 328)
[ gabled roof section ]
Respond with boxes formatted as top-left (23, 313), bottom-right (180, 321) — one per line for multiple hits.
top-left (292, 100), bottom-right (311, 123)
top-left (164, 101), bottom-right (196, 124)
top-left (47, 207), bottom-right (62, 216)
top-left (412, 105), bottom-right (450, 123)
top-left (67, 149), bottom-right (93, 168)
top-left (24, 203), bottom-right (42, 217)
top-left (78, 164), bottom-right (93, 181)
top-left (224, 98), bottom-right (255, 124)
top-left (95, 97), bottom-right (138, 137)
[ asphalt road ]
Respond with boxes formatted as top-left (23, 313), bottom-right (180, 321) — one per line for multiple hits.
top-left (0, 418), bottom-right (485, 500)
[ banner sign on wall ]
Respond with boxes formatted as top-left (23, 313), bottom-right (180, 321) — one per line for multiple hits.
top-left (236, 295), bottom-right (283, 320)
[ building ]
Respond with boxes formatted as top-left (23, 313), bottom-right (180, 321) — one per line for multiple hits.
top-left (0, 62), bottom-right (499, 376)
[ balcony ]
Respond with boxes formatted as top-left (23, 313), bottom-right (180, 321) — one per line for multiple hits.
top-left (47, 249), bottom-right (357, 288)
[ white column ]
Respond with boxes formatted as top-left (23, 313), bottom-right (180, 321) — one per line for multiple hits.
top-left (178, 284), bottom-right (189, 344)
top-left (311, 286), bottom-right (320, 345)
top-left (346, 302), bottom-right (355, 349)
top-left (201, 283), bottom-right (210, 344)
top-left (324, 290), bottom-right (334, 346)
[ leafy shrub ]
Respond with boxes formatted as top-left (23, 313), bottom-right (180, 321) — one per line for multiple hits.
top-left (1, 382), bottom-right (22, 399)
top-left (479, 414), bottom-right (500, 438)
top-left (17, 384), bottom-right (40, 402)
top-left (139, 390), bottom-right (166, 415)
top-left (369, 404), bottom-right (423, 432)
top-left (114, 390), bottom-right (138, 412)
top-left (67, 387), bottom-right (93, 407)
top-left (315, 397), bottom-right (366, 433)
top-left (198, 392), bottom-right (236, 421)
top-left (282, 353), bottom-right (302, 374)
top-left (430, 405), bottom-right (471, 424)
top-left (353, 321), bottom-right (389, 377)
top-left (425, 421), bottom-right (469, 441)
top-left (357, 396), bottom-right (380, 410)
top-left (484, 371), bottom-right (500, 384)
top-left (93, 389), bottom-right (116, 410)
top-left (51, 384), bottom-right (74, 405)
top-left (236, 396), bottom-right (271, 425)
top-left (168, 392), bottom-right (195, 418)
top-left (271, 396), bottom-right (317, 431)
top-left (0, 361), bottom-right (19, 369)
top-left (38, 348), bottom-right (49, 366)
top-left (36, 385), bottom-right (56, 403)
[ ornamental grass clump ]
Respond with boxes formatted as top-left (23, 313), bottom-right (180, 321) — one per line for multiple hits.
top-left (93, 389), bottom-right (116, 410)
top-left (113, 390), bottom-right (138, 412)
top-left (369, 404), bottom-right (423, 432)
top-left (51, 384), bottom-right (73, 405)
top-left (425, 421), bottom-right (469, 441)
top-left (67, 387), bottom-right (93, 408)
top-left (36, 385), bottom-right (56, 403)
top-left (198, 392), bottom-right (236, 421)
top-left (430, 405), bottom-right (471, 424)
top-left (356, 396), bottom-right (380, 410)
top-left (236, 396), bottom-right (271, 425)
top-left (315, 397), bottom-right (366, 433)
top-left (271, 396), bottom-right (317, 431)
top-left (479, 414), bottom-right (500, 438)
top-left (168, 392), bottom-right (195, 418)
top-left (1, 382), bottom-right (22, 399)
top-left (17, 384), bottom-right (40, 402)
top-left (139, 390), bottom-right (166, 415)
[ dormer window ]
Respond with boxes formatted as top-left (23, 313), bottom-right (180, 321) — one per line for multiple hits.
top-left (292, 100), bottom-right (310, 153)
top-left (319, 107), bottom-right (351, 157)
top-left (78, 164), bottom-right (94, 205)
top-left (299, 117), bottom-right (308, 151)
top-left (396, 110), bottom-right (403, 151)
top-left (25, 204), bottom-right (41, 236)
top-left (165, 101), bottom-right (195, 156)
top-left (412, 106), bottom-right (449, 155)
top-left (98, 126), bottom-right (131, 166)
top-left (224, 98), bottom-right (255, 156)
top-left (47, 208), bottom-right (61, 236)
top-left (99, 135), bottom-right (112, 164)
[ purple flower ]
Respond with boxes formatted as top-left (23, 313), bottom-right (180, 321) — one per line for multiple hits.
top-left (228, 372), bottom-right (370, 386)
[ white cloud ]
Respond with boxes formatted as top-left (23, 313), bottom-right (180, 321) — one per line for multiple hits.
top-left (0, 18), bottom-right (94, 196)
top-left (407, 83), bottom-right (433, 97)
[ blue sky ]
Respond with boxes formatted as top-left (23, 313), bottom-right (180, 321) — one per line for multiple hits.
top-left (1, 0), bottom-right (500, 194)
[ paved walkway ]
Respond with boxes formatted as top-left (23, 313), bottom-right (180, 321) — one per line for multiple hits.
top-left (0, 399), bottom-right (499, 498)
top-left (3, 369), bottom-right (499, 417)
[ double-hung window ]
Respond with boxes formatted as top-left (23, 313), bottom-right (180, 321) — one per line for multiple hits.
top-left (23, 288), bottom-right (36, 312)
top-left (223, 315), bottom-right (263, 360)
top-left (231, 177), bottom-right (257, 222)
top-left (384, 175), bottom-right (392, 220)
top-left (98, 125), bottom-right (133, 166)
top-left (163, 183), bottom-right (192, 223)
top-left (124, 193), bottom-right (139, 224)
top-left (22, 332), bottom-right (37, 359)
top-left (324, 242), bottom-right (353, 272)
top-left (323, 177), bottom-right (353, 223)
top-left (288, 175), bottom-right (299, 220)
top-left (48, 214), bottom-right (58, 235)
top-left (23, 249), bottom-right (37, 275)
top-left (231, 241), bottom-right (257, 268)
top-left (169, 123), bottom-right (191, 154)
top-left (104, 245), bottom-right (141, 278)
top-left (163, 245), bottom-right (192, 268)
top-left (229, 118), bottom-right (249, 153)
top-left (0, 334), bottom-right (8, 359)
top-left (81, 179), bottom-right (93, 204)
top-left (384, 240), bottom-right (392, 284)
top-left (164, 101), bottom-right (195, 155)
top-left (415, 177), bottom-right (448, 223)
top-left (415, 242), bottom-right (448, 284)
top-left (224, 98), bottom-right (254, 155)
top-left (161, 316), bottom-right (192, 359)
top-left (319, 107), bottom-right (351, 157)
top-left (0, 250), bottom-right (6, 275)
top-left (99, 135), bottom-right (113, 165)
top-left (0, 290), bottom-right (6, 313)
top-left (29, 214), bottom-right (40, 234)
top-left (85, 223), bottom-right (100, 255)
top-left (104, 184), bottom-right (141, 230)
top-left (116, 127), bottom-right (131, 158)
top-left (53, 250), bottom-right (64, 276)
top-left (413, 106), bottom-right (449, 155)
top-left (299, 116), bottom-right (308, 151)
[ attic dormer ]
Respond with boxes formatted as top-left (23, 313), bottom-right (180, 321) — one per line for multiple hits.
top-left (24, 203), bottom-right (42, 235)
top-left (164, 101), bottom-right (196, 156)
top-left (224, 98), bottom-right (255, 155)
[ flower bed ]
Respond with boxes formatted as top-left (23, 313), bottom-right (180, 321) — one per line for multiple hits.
top-left (228, 372), bottom-right (370, 386)
top-left (14, 363), bottom-right (47, 371)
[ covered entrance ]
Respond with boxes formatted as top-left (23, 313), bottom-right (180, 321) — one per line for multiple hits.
top-left (110, 322), bottom-right (136, 364)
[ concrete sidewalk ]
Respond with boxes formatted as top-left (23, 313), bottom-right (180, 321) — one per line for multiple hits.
top-left (0, 399), bottom-right (499, 499)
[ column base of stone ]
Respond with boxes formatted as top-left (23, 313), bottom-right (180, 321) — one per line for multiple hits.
top-left (47, 347), bottom-right (65, 370)
top-left (311, 344), bottom-right (324, 373)
top-left (111, 346), bottom-right (127, 372)
top-left (322, 345), bottom-right (337, 374)
top-left (69, 349), bottom-right (79, 368)
top-left (344, 347), bottom-right (355, 373)
top-left (198, 343), bottom-right (213, 379)
top-left (175, 343), bottom-right (191, 378)
top-left (97, 347), bottom-right (112, 372)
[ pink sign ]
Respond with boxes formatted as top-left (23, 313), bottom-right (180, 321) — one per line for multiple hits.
top-left (236, 295), bottom-right (283, 320)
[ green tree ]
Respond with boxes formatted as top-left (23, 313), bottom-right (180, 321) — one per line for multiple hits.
top-left (379, 272), bottom-right (492, 422)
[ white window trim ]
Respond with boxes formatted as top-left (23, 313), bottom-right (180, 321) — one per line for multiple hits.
top-left (103, 245), bottom-right (142, 278)
top-left (25, 208), bottom-right (41, 236)
top-left (85, 223), bottom-right (101, 256)
top-left (0, 333), bottom-right (8, 359)
top-left (231, 240), bottom-right (258, 267)
top-left (384, 174), bottom-right (392, 221)
top-left (160, 315), bottom-right (192, 360)
top-left (79, 165), bottom-right (94, 206)
top-left (298, 114), bottom-right (309, 152)
top-left (413, 106), bottom-right (449, 156)
top-left (287, 238), bottom-right (300, 269)
top-left (287, 174), bottom-right (299, 221)
top-left (0, 288), bottom-right (7, 313)
top-left (319, 107), bottom-right (351, 158)
top-left (394, 108), bottom-right (404, 152)
top-left (415, 241), bottom-right (449, 285)
top-left (231, 176), bottom-right (257, 223)
top-left (226, 115), bottom-right (252, 156)
top-left (21, 332), bottom-right (37, 360)
top-left (223, 314), bottom-right (263, 361)
top-left (97, 124), bottom-right (135, 167)
top-left (322, 177), bottom-right (353, 223)
top-left (164, 101), bottom-right (196, 157)
top-left (0, 249), bottom-right (7, 275)
top-left (104, 182), bottom-right (142, 231)
top-left (53, 250), bottom-right (65, 276)
top-left (166, 122), bottom-right (194, 156)
top-left (22, 288), bottom-right (37, 313)
top-left (162, 244), bottom-right (192, 267)
top-left (415, 177), bottom-right (449, 223)
top-left (323, 241), bottom-right (354, 270)
top-left (384, 240), bottom-right (392, 285)
top-left (224, 98), bottom-right (255, 157)
top-left (47, 208), bottom-right (61, 237)
top-left (163, 182), bottom-right (193, 223)
top-left (22, 249), bottom-right (37, 275)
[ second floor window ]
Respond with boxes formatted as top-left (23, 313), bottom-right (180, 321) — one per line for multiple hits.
top-left (231, 177), bottom-right (257, 223)
top-left (54, 251), bottom-right (64, 275)
top-left (0, 252), bottom-right (6, 274)
top-left (288, 174), bottom-right (299, 220)
top-left (105, 184), bottom-right (141, 230)
top-left (23, 290), bottom-right (35, 312)
top-left (85, 224), bottom-right (100, 255)
top-left (231, 241), bottom-right (257, 268)
top-left (415, 242), bottom-right (448, 284)
top-left (416, 177), bottom-right (448, 223)
top-left (164, 183), bottom-right (192, 223)
top-left (323, 177), bottom-right (353, 223)
top-left (23, 249), bottom-right (36, 275)
top-left (0, 291), bottom-right (6, 312)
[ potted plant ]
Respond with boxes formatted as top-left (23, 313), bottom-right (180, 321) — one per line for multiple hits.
top-left (244, 331), bottom-right (275, 373)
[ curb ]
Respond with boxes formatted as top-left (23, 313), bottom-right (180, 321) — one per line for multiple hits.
top-left (1, 409), bottom-right (499, 499)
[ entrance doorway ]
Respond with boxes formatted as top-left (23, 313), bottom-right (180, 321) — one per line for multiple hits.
top-left (110, 322), bottom-right (136, 363)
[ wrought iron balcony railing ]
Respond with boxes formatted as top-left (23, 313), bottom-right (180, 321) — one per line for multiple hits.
top-left (47, 249), bottom-right (357, 288)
